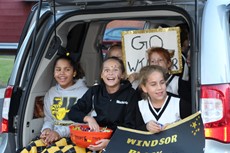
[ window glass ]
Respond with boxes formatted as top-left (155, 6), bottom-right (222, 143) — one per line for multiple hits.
top-left (102, 20), bottom-right (145, 59)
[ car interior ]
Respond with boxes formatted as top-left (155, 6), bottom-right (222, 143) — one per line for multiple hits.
top-left (20, 11), bottom-right (191, 146)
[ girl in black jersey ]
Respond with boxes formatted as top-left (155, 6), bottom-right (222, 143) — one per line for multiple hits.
top-left (69, 57), bottom-right (137, 152)
top-left (135, 65), bottom-right (191, 133)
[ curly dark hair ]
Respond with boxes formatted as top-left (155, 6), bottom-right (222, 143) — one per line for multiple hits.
top-left (53, 55), bottom-right (85, 79)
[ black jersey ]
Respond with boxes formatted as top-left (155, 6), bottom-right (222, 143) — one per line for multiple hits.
top-left (68, 80), bottom-right (137, 131)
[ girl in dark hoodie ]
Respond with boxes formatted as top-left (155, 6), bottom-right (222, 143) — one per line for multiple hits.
top-left (68, 57), bottom-right (138, 152)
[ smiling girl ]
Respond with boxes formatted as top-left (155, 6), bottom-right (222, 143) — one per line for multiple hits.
top-left (135, 65), bottom-right (191, 133)
top-left (68, 57), bottom-right (137, 152)
top-left (147, 47), bottom-right (191, 102)
top-left (20, 55), bottom-right (88, 153)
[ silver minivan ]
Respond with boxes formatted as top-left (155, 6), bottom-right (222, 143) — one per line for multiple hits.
top-left (0, 0), bottom-right (230, 152)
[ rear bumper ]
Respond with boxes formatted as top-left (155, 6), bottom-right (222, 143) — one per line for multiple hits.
top-left (204, 139), bottom-right (230, 153)
top-left (0, 133), bottom-right (16, 153)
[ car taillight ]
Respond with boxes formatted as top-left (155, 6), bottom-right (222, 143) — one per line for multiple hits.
top-left (0, 86), bottom-right (13, 133)
top-left (201, 84), bottom-right (230, 142)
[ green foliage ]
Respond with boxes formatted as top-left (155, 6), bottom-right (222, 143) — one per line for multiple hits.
top-left (0, 56), bottom-right (15, 88)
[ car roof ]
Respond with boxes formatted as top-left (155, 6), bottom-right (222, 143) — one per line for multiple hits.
top-left (46, 0), bottom-right (207, 9)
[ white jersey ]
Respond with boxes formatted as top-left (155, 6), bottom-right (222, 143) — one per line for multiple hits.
top-left (138, 96), bottom-right (181, 125)
top-left (131, 79), bottom-right (139, 89)
top-left (166, 75), bottom-right (179, 95)
top-left (181, 54), bottom-right (189, 81)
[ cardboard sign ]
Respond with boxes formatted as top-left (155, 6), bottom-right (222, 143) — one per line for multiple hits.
top-left (121, 27), bottom-right (182, 75)
top-left (105, 112), bottom-right (205, 153)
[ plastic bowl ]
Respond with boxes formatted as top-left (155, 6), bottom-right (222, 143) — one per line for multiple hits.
top-left (69, 124), bottom-right (113, 148)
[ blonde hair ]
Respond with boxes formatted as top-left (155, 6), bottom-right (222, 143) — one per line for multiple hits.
top-left (107, 44), bottom-right (122, 58)
top-left (138, 65), bottom-right (167, 99)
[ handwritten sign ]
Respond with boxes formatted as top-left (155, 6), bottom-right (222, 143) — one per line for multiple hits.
top-left (105, 112), bottom-right (205, 153)
top-left (121, 27), bottom-right (182, 75)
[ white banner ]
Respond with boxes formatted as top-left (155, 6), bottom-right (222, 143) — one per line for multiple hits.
top-left (121, 27), bottom-right (182, 75)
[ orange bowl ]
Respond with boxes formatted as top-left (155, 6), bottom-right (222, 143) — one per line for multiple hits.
top-left (69, 124), bottom-right (113, 148)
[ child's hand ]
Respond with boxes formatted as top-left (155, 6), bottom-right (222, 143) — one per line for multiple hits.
top-left (42, 130), bottom-right (61, 145)
top-left (88, 139), bottom-right (109, 151)
top-left (84, 116), bottom-right (100, 132)
top-left (40, 128), bottom-right (51, 145)
top-left (127, 73), bottom-right (139, 83)
top-left (146, 120), bottom-right (163, 133)
top-left (40, 128), bottom-right (51, 139)
top-left (162, 123), bottom-right (170, 130)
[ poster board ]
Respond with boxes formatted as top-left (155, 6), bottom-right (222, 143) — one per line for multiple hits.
top-left (105, 112), bottom-right (205, 153)
top-left (121, 27), bottom-right (182, 75)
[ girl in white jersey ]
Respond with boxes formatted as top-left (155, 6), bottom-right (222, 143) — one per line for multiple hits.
top-left (146, 47), bottom-right (191, 103)
top-left (135, 65), bottom-right (191, 133)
